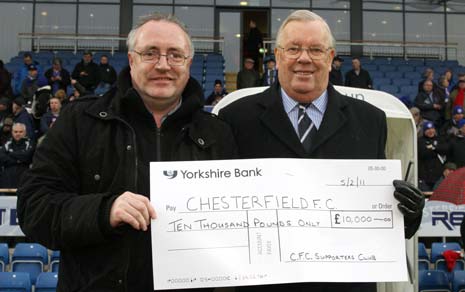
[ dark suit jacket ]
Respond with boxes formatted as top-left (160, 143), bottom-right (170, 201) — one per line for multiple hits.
top-left (219, 83), bottom-right (386, 292)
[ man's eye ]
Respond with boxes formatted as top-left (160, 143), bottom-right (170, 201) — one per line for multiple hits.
top-left (144, 51), bottom-right (157, 58)
top-left (311, 48), bottom-right (324, 54)
top-left (287, 47), bottom-right (300, 54)
top-left (170, 53), bottom-right (184, 60)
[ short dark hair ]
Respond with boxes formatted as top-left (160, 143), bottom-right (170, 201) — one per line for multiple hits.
top-left (23, 52), bottom-right (32, 59)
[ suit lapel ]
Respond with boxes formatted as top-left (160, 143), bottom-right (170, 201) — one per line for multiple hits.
top-left (258, 85), bottom-right (307, 157)
top-left (309, 85), bottom-right (348, 154)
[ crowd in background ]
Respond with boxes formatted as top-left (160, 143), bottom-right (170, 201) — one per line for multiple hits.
top-left (0, 48), bottom-right (464, 192)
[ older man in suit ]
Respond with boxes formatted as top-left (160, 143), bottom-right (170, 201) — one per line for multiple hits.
top-left (219, 10), bottom-right (424, 292)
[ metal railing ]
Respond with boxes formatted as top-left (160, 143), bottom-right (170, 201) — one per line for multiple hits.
top-left (263, 39), bottom-right (459, 60)
top-left (18, 33), bottom-right (224, 55)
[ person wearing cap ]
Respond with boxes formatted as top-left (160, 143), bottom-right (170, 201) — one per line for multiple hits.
top-left (45, 57), bottom-right (71, 95)
top-left (261, 55), bottom-right (277, 86)
top-left (12, 97), bottom-right (35, 140)
top-left (329, 55), bottom-right (343, 86)
top-left (206, 79), bottom-right (228, 106)
top-left (344, 57), bottom-right (373, 89)
top-left (439, 105), bottom-right (464, 139)
top-left (220, 10), bottom-right (425, 292)
top-left (237, 58), bottom-right (260, 89)
top-left (448, 118), bottom-right (465, 168)
top-left (433, 162), bottom-right (457, 190)
top-left (20, 63), bottom-right (48, 104)
top-left (71, 51), bottom-right (100, 93)
top-left (13, 52), bottom-right (43, 96)
top-left (0, 122), bottom-right (34, 189)
top-left (418, 121), bottom-right (449, 191)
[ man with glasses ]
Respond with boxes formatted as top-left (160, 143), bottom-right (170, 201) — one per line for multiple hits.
top-left (220, 10), bottom-right (424, 292)
top-left (17, 13), bottom-right (236, 292)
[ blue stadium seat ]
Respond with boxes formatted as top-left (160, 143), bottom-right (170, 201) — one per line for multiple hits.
top-left (35, 272), bottom-right (58, 292)
top-left (363, 64), bottom-right (377, 72)
top-left (12, 243), bottom-right (48, 285)
top-left (431, 242), bottom-right (462, 264)
top-left (4, 63), bottom-right (22, 74)
top-left (415, 65), bottom-right (429, 73)
top-left (371, 58), bottom-right (390, 65)
top-left (403, 71), bottom-right (422, 80)
top-left (379, 84), bottom-right (399, 95)
top-left (392, 78), bottom-right (412, 86)
top-left (0, 244), bottom-right (9, 272)
top-left (453, 270), bottom-right (465, 292)
top-left (397, 65), bottom-right (415, 73)
top-left (389, 58), bottom-right (407, 66)
top-left (419, 270), bottom-right (451, 292)
top-left (444, 60), bottom-right (459, 68)
top-left (418, 242), bottom-right (430, 271)
top-left (373, 78), bottom-right (391, 87)
top-left (425, 59), bottom-right (444, 67)
top-left (205, 53), bottom-right (224, 63)
top-left (49, 251), bottom-right (59, 273)
top-left (370, 71), bottom-right (384, 79)
top-left (406, 59), bottom-right (425, 66)
top-left (384, 71), bottom-right (399, 79)
top-left (0, 272), bottom-right (31, 292)
top-left (379, 64), bottom-right (396, 72)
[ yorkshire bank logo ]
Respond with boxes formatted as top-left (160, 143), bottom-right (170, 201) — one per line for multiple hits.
top-left (163, 170), bottom-right (178, 179)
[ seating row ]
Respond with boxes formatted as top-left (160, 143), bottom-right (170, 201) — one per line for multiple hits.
top-left (420, 270), bottom-right (465, 292)
top-left (0, 272), bottom-right (57, 292)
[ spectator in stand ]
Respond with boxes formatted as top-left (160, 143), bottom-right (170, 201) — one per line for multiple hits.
top-left (418, 68), bottom-right (437, 93)
top-left (245, 20), bottom-right (263, 70)
top-left (418, 121), bottom-right (448, 191)
top-left (71, 51), bottom-right (100, 93)
top-left (0, 60), bottom-right (13, 98)
top-left (0, 117), bottom-right (13, 146)
top-left (329, 55), bottom-right (344, 86)
top-left (40, 97), bottom-right (61, 135)
top-left (45, 58), bottom-right (70, 95)
top-left (237, 58), bottom-right (260, 89)
top-left (450, 72), bottom-right (465, 92)
top-left (95, 55), bottom-right (117, 96)
top-left (439, 105), bottom-right (464, 140)
top-left (450, 80), bottom-right (465, 116)
top-left (410, 107), bottom-right (425, 138)
top-left (12, 98), bottom-right (35, 140)
top-left (415, 79), bottom-right (443, 127)
top-left (448, 119), bottom-right (465, 168)
top-left (53, 89), bottom-right (67, 104)
top-left (444, 68), bottom-right (455, 91)
top-left (0, 123), bottom-right (34, 188)
top-left (14, 52), bottom-right (43, 96)
top-left (205, 79), bottom-right (228, 106)
top-left (344, 57), bottom-right (372, 89)
top-left (261, 55), bottom-right (277, 86)
top-left (0, 97), bottom-right (12, 127)
top-left (20, 64), bottom-right (47, 105)
top-left (433, 162), bottom-right (457, 190)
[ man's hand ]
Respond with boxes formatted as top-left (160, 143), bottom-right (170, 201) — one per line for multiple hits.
top-left (393, 180), bottom-right (425, 219)
top-left (109, 191), bottom-right (157, 231)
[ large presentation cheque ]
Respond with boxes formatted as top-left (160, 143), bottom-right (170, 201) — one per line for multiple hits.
top-left (150, 159), bottom-right (406, 290)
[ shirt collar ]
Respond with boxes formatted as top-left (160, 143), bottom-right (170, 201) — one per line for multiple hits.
top-left (281, 88), bottom-right (328, 114)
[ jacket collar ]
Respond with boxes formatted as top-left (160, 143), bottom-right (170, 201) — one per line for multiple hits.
top-left (257, 82), bottom-right (348, 157)
top-left (85, 66), bottom-right (204, 122)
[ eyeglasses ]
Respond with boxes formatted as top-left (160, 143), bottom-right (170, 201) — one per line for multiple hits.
top-left (277, 46), bottom-right (332, 60)
top-left (132, 50), bottom-right (190, 66)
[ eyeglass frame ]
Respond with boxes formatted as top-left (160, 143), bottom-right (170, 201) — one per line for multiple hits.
top-left (277, 46), bottom-right (333, 60)
top-left (131, 49), bottom-right (191, 66)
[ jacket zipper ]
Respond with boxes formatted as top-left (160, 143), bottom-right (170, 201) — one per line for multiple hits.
top-left (156, 127), bottom-right (162, 161)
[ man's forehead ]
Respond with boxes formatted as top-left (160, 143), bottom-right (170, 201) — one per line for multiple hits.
top-left (135, 20), bottom-right (189, 50)
top-left (280, 20), bottom-right (327, 43)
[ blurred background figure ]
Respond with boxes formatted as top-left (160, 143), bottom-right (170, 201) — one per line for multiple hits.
top-left (206, 79), bottom-right (228, 106)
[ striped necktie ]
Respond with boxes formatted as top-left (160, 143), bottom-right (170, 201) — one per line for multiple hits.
top-left (298, 103), bottom-right (316, 152)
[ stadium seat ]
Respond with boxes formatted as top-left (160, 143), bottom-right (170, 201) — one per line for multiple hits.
top-left (370, 71), bottom-right (384, 79)
top-left (11, 243), bottom-right (48, 285)
top-left (418, 242), bottom-right (430, 271)
top-left (392, 78), bottom-right (412, 86)
top-left (0, 272), bottom-right (31, 292)
top-left (49, 251), bottom-right (59, 273)
top-left (453, 270), bottom-right (465, 292)
top-left (419, 270), bottom-right (451, 292)
top-left (406, 59), bottom-right (425, 66)
top-left (379, 64), bottom-right (396, 72)
top-left (379, 84), bottom-right (399, 95)
top-left (384, 71), bottom-right (399, 79)
top-left (0, 244), bottom-right (9, 272)
top-left (35, 272), bottom-right (58, 292)
top-left (373, 78), bottom-right (391, 87)
top-left (397, 65), bottom-right (415, 73)
top-left (363, 64), bottom-right (377, 72)
top-left (403, 71), bottom-right (422, 80)
top-left (431, 242), bottom-right (462, 265)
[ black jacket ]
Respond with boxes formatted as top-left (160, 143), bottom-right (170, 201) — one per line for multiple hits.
top-left (72, 60), bottom-right (100, 92)
top-left (0, 137), bottom-right (34, 188)
top-left (449, 135), bottom-right (465, 168)
top-left (329, 67), bottom-right (343, 86)
top-left (345, 68), bottom-right (372, 89)
top-left (44, 68), bottom-right (71, 92)
top-left (414, 91), bottom-right (443, 124)
top-left (98, 64), bottom-right (117, 85)
top-left (17, 67), bottom-right (237, 292)
top-left (219, 82), bottom-right (419, 292)
top-left (418, 135), bottom-right (448, 188)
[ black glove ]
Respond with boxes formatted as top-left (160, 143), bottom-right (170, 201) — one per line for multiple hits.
top-left (393, 179), bottom-right (425, 239)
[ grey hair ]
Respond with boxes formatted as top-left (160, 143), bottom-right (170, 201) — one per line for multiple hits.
top-left (127, 12), bottom-right (194, 56)
top-left (276, 10), bottom-right (335, 49)
top-left (12, 122), bottom-right (26, 131)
